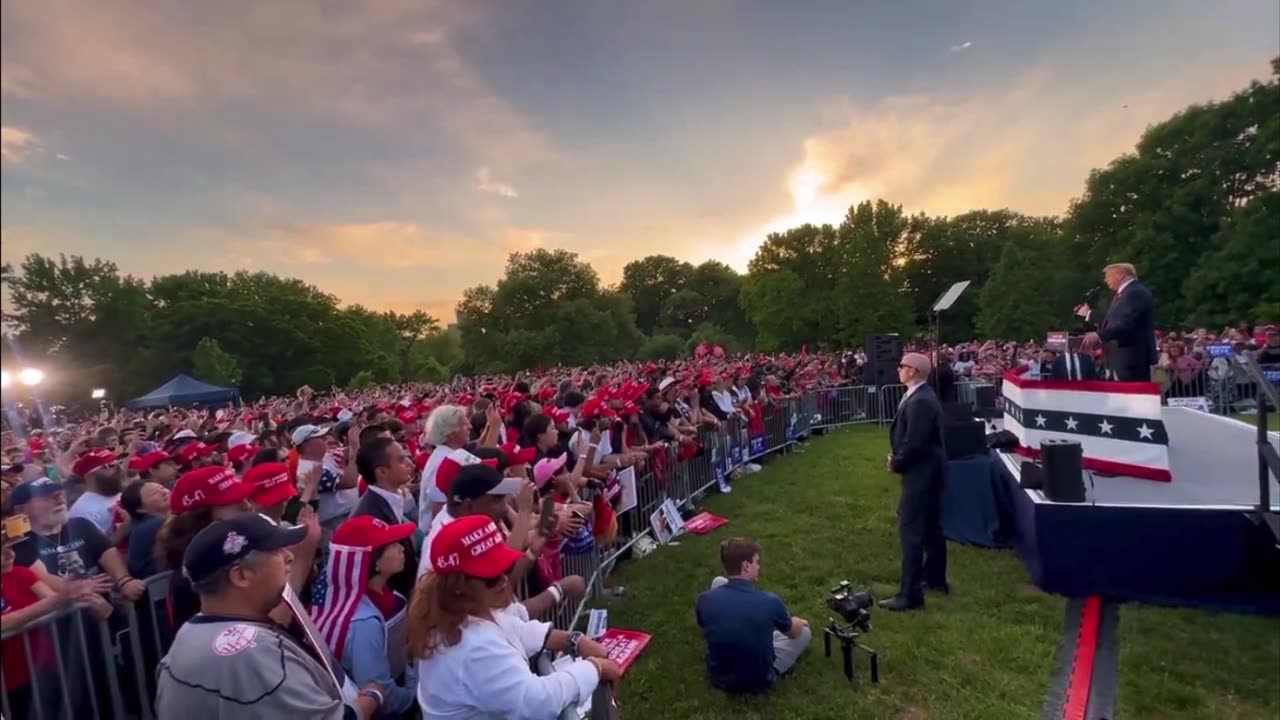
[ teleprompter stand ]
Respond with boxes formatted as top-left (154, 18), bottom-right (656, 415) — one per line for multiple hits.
top-left (822, 618), bottom-right (880, 687)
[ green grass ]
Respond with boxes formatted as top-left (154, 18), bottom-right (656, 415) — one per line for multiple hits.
top-left (1228, 412), bottom-right (1280, 431)
top-left (1117, 606), bottom-right (1280, 720)
top-left (597, 426), bottom-right (1280, 719)
top-left (603, 427), bottom-right (1064, 720)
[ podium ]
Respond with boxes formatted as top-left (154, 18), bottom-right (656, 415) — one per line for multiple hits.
top-left (1001, 370), bottom-right (1171, 481)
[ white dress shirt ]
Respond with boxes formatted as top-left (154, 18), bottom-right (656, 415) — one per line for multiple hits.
top-left (366, 483), bottom-right (406, 522)
top-left (414, 611), bottom-right (598, 719)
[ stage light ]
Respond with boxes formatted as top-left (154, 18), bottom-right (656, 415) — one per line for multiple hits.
top-left (0, 371), bottom-right (9, 388)
top-left (91, 388), bottom-right (107, 399)
top-left (18, 368), bottom-right (44, 386)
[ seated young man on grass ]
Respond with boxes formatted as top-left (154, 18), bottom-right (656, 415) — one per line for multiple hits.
top-left (695, 537), bottom-right (811, 694)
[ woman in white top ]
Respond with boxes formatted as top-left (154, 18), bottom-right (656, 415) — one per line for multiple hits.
top-left (409, 514), bottom-right (621, 719)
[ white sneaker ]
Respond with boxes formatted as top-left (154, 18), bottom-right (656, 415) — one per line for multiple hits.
top-left (718, 480), bottom-right (732, 494)
top-left (746, 462), bottom-right (763, 472)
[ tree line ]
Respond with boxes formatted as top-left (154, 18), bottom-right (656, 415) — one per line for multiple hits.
top-left (2, 59), bottom-right (1275, 401)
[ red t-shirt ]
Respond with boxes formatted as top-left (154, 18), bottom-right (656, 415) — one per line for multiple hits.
top-left (1, 566), bottom-right (53, 691)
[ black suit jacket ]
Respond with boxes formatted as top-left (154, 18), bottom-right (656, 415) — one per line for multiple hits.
top-left (350, 488), bottom-right (419, 598)
top-left (889, 383), bottom-right (946, 476)
top-left (1092, 281), bottom-right (1157, 381)
top-left (1051, 352), bottom-right (1098, 381)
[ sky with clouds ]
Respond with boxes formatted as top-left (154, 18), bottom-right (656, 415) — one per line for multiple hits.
top-left (2, 0), bottom-right (1276, 321)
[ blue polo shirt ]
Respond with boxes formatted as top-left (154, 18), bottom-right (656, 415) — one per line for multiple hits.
top-left (695, 579), bottom-right (792, 693)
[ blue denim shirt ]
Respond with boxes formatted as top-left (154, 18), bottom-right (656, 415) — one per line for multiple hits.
top-left (341, 597), bottom-right (416, 717)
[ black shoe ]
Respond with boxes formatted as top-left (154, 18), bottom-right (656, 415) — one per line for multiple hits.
top-left (921, 582), bottom-right (952, 595)
top-left (878, 595), bottom-right (924, 612)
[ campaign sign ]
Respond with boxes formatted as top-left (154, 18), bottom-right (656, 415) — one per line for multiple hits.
top-left (786, 413), bottom-right (797, 442)
top-left (711, 446), bottom-right (725, 485)
top-left (1205, 343), bottom-right (1235, 359)
top-left (749, 435), bottom-right (766, 457)
top-left (730, 437), bottom-right (743, 467)
top-left (1166, 396), bottom-right (1210, 413)
top-left (597, 629), bottom-right (652, 676)
top-left (1046, 331), bottom-right (1069, 351)
top-left (683, 512), bottom-right (729, 535)
top-left (587, 608), bottom-right (608, 639)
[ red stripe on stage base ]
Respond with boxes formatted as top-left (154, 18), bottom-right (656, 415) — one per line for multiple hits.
top-left (1015, 445), bottom-right (1172, 482)
top-left (1063, 596), bottom-right (1102, 720)
top-left (1003, 371), bottom-right (1161, 396)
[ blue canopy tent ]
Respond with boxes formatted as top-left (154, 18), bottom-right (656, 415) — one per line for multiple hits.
top-left (127, 374), bottom-right (240, 410)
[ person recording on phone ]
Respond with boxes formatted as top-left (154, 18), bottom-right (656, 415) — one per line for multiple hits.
top-left (1075, 262), bottom-right (1157, 382)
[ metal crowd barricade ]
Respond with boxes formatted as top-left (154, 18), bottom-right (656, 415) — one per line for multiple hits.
top-left (0, 602), bottom-right (127, 720)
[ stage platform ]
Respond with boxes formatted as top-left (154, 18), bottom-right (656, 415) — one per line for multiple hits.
top-left (995, 407), bottom-right (1280, 613)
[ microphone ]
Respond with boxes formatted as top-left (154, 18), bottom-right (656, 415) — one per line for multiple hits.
top-left (1083, 284), bottom-right (1105, 301)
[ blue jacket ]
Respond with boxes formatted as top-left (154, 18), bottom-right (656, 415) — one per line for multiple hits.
top-left (340, 596), bottom-right (416, 717)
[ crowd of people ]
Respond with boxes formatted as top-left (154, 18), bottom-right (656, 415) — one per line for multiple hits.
top-left (1, 322), bottom-right (1277, 718)
top-left (0, 351), bottom-right (840, 719)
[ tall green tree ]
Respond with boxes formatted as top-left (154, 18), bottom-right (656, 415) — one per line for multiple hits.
top-left (191, 337), bottom-right (242, 387)
top-left (619, 255), bottom-right (694, 335)
top-left (1183, 191), bottom-right (1280, 328)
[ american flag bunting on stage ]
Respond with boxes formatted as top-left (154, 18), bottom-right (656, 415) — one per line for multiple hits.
top-left (310, 543), bottom-right (371, 660)
top-left (1002, 371), bottom-right (1171, 481)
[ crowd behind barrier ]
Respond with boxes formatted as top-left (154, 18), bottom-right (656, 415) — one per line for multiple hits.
top-left (3, 358), bottom-right (1278, 718)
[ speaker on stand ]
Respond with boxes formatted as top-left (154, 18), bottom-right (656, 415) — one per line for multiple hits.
top-left (863, 333), bottom-right (903, 388)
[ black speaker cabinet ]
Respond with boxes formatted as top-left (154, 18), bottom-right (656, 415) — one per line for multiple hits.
top-left (1020, 461), bottom-right (1045, 490)
top-left (974, 384), bottom-right (997, 410)
top-left (863, 333), bottom-right (903, 387)
top-left (1041, 439), bottom-right (1085, 503)
top-left (944, 419), bottom-right (986, 459)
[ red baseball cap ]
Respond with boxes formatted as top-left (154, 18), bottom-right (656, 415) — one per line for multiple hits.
top-left (130, 450), bottom-right (176, 473)
top-left (434, 448), bottom-right (499, 495)
top-left (73, 449), bottom-right (120, 477)
top-left (170, 466), bottom-right (256, 514)
top-left (176, 442), bottom-right (216, 467)
top-left (429, 515), bottom-right (522, 579)
top-left (499, 442), bottom-right (537, 466)
top-left (332, 515), bottom-right (415, 550)
top-left (226, 443), bottom-right (259, 466)
top-left (244, 462), bottom-right (296, 507)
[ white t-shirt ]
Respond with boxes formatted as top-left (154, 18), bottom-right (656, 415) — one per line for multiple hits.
top-left (418, 506), bottom-right (455, 578)
top-left (711, 390), bottom-right (736, 415)
top-left (298, 457), bottom-right (357, 524)
top-left (68, 492), bottom-right (119, 535)
top-left (418, 445), bottom-right (453, 532)
top-left (414, 611), bottom-right (597, 719)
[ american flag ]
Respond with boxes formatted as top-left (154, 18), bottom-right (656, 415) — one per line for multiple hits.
top-left (309, 543), bottom-right (371, 660)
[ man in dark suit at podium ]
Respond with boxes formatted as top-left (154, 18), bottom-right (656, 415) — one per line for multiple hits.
top-left (1077, 262), bottom-right (1157, 382)
top-left (881, 352), bottom-right (948, 612)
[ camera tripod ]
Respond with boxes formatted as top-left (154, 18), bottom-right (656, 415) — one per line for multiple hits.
top-left (823, 618), bottom-right (880, 687)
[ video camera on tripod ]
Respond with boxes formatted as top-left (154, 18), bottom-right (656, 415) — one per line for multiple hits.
top-left (823, 581), bottom-right (880, 687)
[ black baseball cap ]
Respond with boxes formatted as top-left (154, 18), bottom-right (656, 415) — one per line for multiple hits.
top-left (2, 462), bottom-right (23, 477)
top-left (9, 477), bottom-right (64, 506)
top-left (448, 463), bottom-right (524, 503)
top-left (183, 513), bottom-right (307, 585)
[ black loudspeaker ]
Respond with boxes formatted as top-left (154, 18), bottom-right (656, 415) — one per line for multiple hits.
top-left (1041, 439), bottom-right (1085, 503)
top-left (944, 419), bottom-right (986, 459)
top-left (943, 402), bottom-right (974, 422)
top-left (974, 385), bottom-right (997, 411)
top-left (864, 333), bottom-right (903, 387)
top-left (1020, 461), bottom-right (1045, 490)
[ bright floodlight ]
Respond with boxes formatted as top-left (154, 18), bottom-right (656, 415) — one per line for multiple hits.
top-left (0, 371), bottom-right (9, 388)
top-left (91, 388), bottom-right (107, 399)
top-left (18, 368), bottom-right (44, 386)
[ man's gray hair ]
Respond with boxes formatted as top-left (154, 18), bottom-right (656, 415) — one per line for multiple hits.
top-left (425, 405), bottom-right (468, 446)
top-left (1104, 262), bottom-right (1137, 278)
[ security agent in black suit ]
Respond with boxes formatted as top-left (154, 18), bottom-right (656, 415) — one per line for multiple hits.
top-left (1077, 262), bottom-right (1158, 382)
top-left (352, 436), bottom-right (420, 597)
top-left (1051, 348), bottom-right (1098, 381)
top-left (881, 352), bottom-right (949, 612)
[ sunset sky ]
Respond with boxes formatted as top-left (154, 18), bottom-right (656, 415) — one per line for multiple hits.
top-left (2, 1), bottom-right (1275, 321)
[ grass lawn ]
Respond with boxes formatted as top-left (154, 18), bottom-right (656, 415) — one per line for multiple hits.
top-left (598, 426), bottom-right (1280, 719)
top-left (1228, 412), bottom-right (1280, 431)
top-left (1117, 606), bottom-right (1280, 720)
top-left (603, 426), bottom-right (1064, 720)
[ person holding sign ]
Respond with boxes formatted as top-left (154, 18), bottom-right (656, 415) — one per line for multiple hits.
top-left (1076, 262), bottom-right (1158, 382)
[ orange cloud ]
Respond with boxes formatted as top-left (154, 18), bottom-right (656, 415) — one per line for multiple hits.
top-left (1, 126), bottom-right (41, 163)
